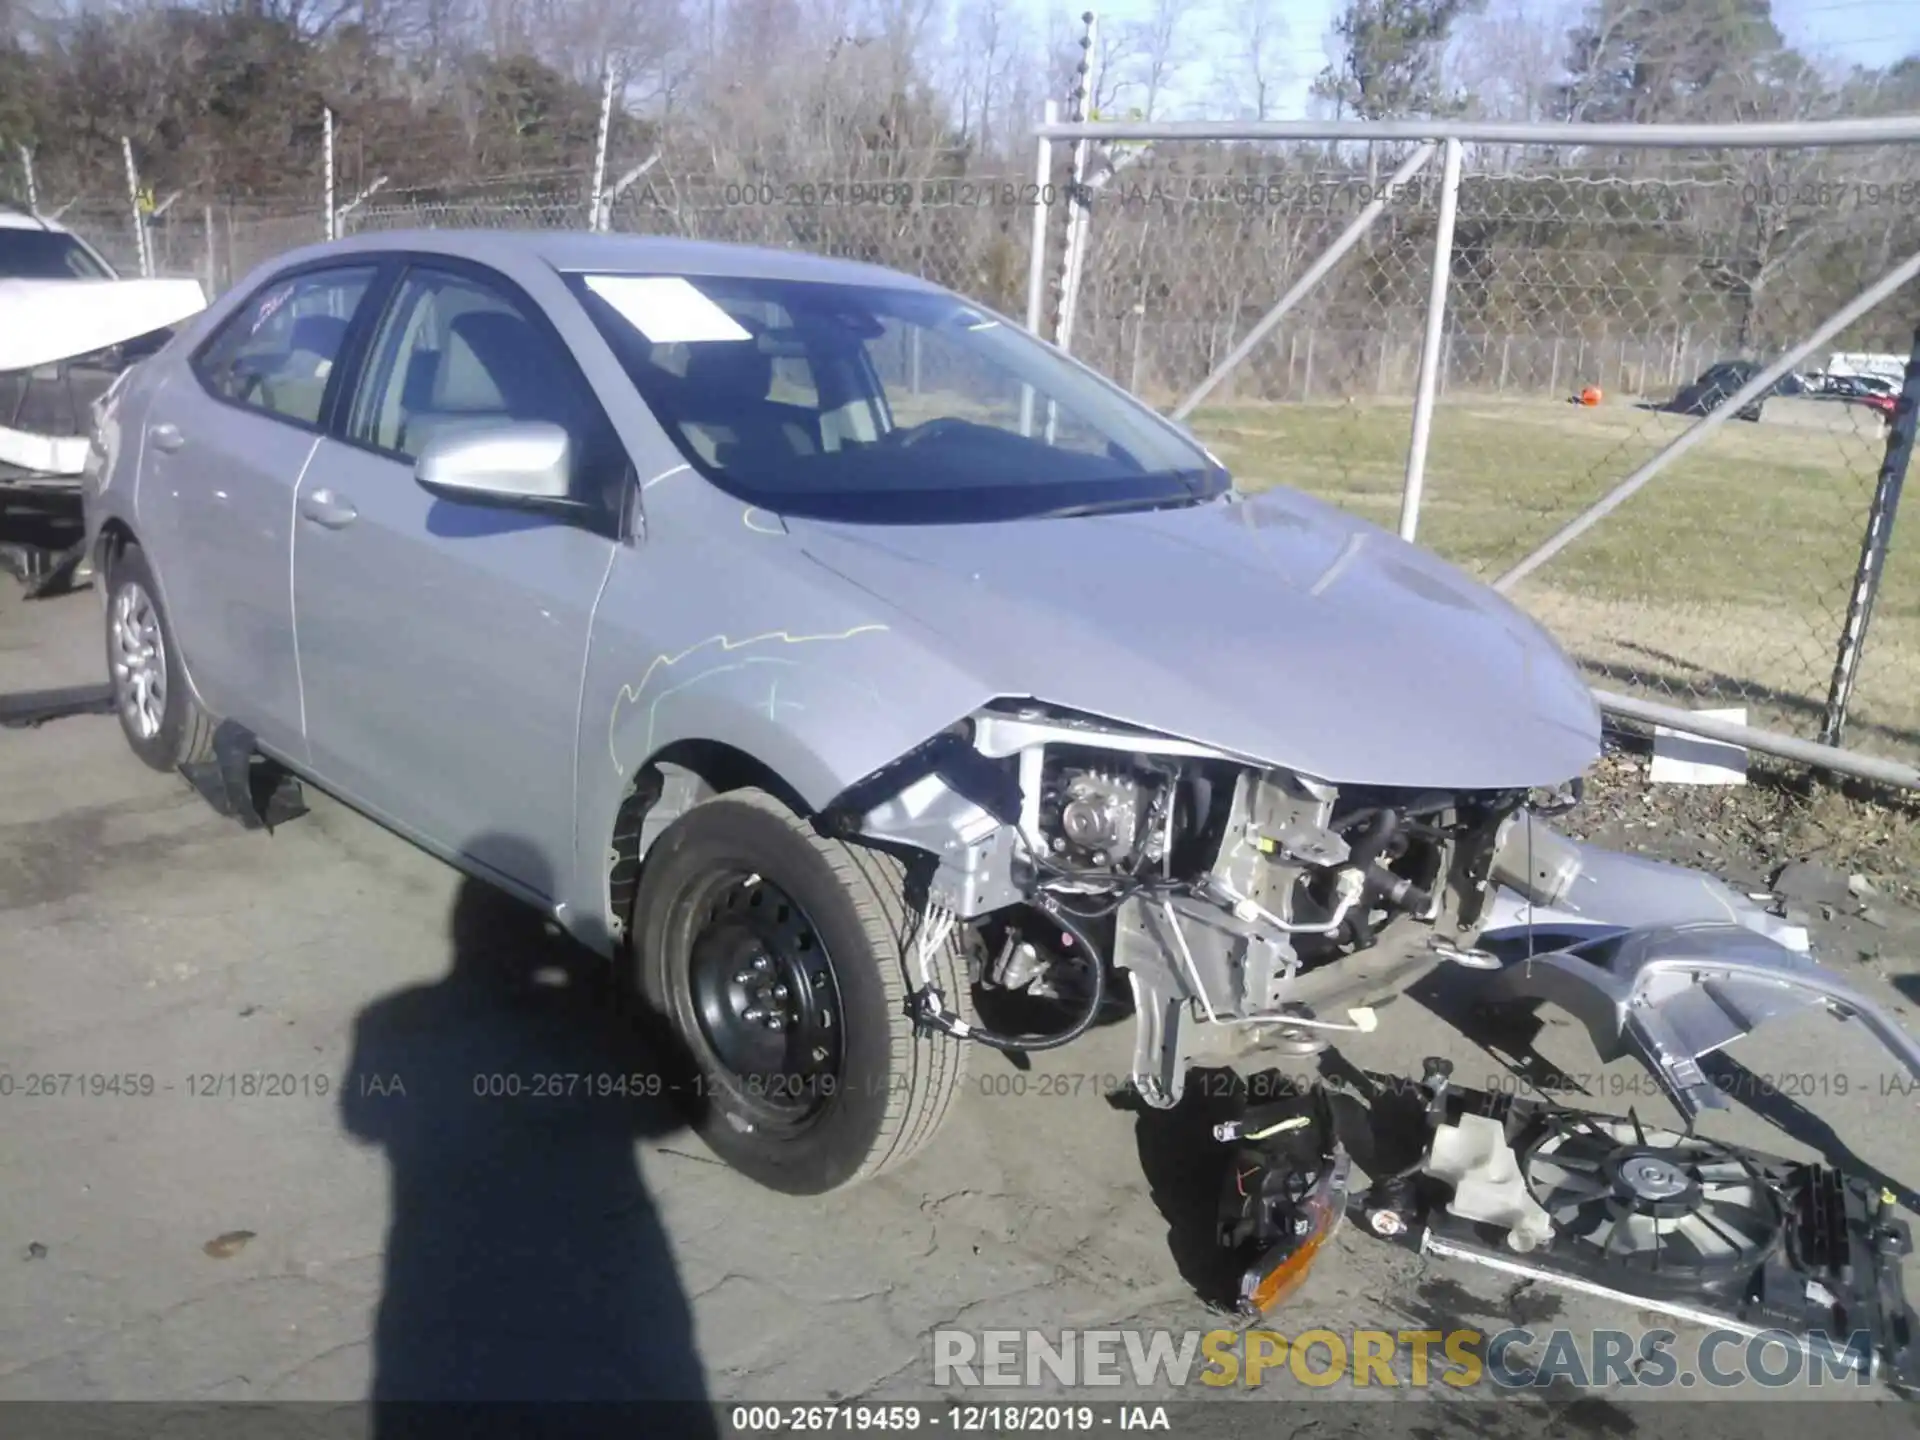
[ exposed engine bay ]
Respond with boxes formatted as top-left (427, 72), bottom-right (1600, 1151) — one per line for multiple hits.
top-left (822, 699), bottom-right (1920, 1121)
top-left (831, 702), bottom-right (1548, 1100)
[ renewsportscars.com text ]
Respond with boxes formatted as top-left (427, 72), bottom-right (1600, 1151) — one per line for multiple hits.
top-left (932, 1326), bottom-right (1875, 1391)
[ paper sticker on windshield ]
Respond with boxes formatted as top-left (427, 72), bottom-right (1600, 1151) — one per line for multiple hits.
top-left (584, 275), bottom-right (752, 343)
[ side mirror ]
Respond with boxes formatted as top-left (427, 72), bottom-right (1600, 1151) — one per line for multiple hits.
top-left (414, 420), bottom-right (577, 512)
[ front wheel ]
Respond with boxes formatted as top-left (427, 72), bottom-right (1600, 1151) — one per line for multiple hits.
top-left (631, 787), bottom-right (973, 1194)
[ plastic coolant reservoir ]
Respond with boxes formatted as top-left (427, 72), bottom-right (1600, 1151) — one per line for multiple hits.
top-left (1425, 1114), bottom-right (1555, 1251)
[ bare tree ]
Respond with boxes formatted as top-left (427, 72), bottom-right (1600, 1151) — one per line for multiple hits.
top-left (948, 0), bottom-right (1022, 156)
top-left (1446, 0), bottom-right (1571, 123)
top-left (1222, 0), bottom-right (1292, 121)
top-left (1122, 0), bottom-right (1187, 121)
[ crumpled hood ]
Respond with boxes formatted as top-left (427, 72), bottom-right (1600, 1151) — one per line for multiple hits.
top-left (788, 488), bottom-right (1600, 791)
top-left (0, 277), bottom-right (206, 373)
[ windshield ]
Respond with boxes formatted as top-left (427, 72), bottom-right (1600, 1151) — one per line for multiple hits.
top-left (566, 271), bottom-right (1225, 524)
top-left (0, 227), bottom-right (113, 280)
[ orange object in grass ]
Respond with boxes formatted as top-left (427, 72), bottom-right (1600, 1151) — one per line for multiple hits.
top-left (1579, 385), bottom-right (1603, 407)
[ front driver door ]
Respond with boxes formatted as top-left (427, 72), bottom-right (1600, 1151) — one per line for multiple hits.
top-left (291, 259), bottom-right (629, 897)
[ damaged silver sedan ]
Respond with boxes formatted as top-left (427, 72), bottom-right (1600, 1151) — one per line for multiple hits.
top-left (82, 231), bottom-right (1920, 1195)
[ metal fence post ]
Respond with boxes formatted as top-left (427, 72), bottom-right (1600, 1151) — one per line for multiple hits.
top-left (323, 106), bottom-right (337, 242)
top-left (1020, 100), bottom-right (1058, 437)
top-left (1399, 136), bottom-right (1462, 543)
top-left (590, 61), bottom-right (616, 233)
top-left (1820, 324), bottom-right (1920, 747)
top-left (1054, 11), bottom-right (1100, 356)
top-left (120, 137), bottom-right (151, 278)
top-left (1024, 101), bottom-right (1057, 340)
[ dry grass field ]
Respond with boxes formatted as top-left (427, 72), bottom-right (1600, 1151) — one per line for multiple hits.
top-left (1188, 395), bottom-right (1920, 762)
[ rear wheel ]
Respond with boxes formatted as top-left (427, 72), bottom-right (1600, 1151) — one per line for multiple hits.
top-left (632, 787), bottom-right (972, 1194)
top-left (104, 544), bottom-right (215, 772)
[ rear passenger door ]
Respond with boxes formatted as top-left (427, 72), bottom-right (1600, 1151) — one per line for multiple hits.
top-left (147, 262), bottom-right (379, 755)
top-left (291, 259), bottom-right (629, 898)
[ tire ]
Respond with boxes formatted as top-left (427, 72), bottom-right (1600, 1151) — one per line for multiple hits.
top-left (104, 543), bottom-right (215, 772)
top-left (632, 787), bottom-right (973, 1194)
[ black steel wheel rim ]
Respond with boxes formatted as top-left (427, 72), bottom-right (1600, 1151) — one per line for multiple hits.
top-left (675, 868), bottom-right (845, 1128)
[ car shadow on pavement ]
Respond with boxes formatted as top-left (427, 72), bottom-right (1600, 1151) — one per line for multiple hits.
top-left (338, 833), bottom-right (717, 1437)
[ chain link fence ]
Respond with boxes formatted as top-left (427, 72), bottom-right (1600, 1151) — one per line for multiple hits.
top-left (20, 114), bottom-right (1920, 773)
top-left (1035, 132), bottom-right (1920, 772)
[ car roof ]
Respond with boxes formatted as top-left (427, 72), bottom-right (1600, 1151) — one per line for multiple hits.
top-left (0, 206), bottom-right (73, 233)
top-left (255, 229), bottom-right (948, 292)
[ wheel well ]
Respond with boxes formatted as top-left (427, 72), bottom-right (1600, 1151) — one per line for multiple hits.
top-left (95, 519), bottom-right (136, 577)
top-left (606, 739), bottom-right (814, 943)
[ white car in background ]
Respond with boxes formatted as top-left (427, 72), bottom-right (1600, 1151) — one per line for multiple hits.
top-left (0, 204), bottom-right (207, 495)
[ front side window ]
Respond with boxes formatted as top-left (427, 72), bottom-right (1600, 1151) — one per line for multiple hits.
top-left (566, 271), bottom-right (1224, 525)
top-left (194, 265), bottom-right (376, 426)
top-left (346, 265), bottom-right (625, 509)
top-left (0, 227), bottom-right (114, 280)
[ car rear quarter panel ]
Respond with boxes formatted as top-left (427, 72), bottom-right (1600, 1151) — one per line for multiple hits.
top-left (86, 356), bottom-right (164, 573)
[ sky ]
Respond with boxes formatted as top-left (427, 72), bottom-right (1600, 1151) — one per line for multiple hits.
top-left (1078, 0), bottom-right (1920, 124)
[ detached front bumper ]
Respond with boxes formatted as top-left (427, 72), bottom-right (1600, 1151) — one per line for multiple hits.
top-left (1464, 820), bottom-right (1920, 1122)
top-left (1479, 919), bottom-right (1920, 1122)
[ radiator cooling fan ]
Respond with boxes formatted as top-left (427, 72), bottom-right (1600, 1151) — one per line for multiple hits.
top-left (1520, 1111), bottom-right (1784, 1293)
top-left (1388, 1082), bottom-right (1920, 1393)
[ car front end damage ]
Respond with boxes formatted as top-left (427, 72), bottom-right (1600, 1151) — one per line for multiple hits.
top-left (823, 699), bottom-right (1920, 1345)
top-left (1, 276), bottom-right (205, 596)
top-left (833, 699), bottom-right (1919, 1110)
top-left (829, 701), bottom-right (1533, 1090)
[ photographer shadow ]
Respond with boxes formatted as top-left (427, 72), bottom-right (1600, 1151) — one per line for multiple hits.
top-left (339, 833), bottom-right (714, 1437)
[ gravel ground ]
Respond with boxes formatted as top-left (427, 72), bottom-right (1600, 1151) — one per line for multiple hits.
top-left (1566, 738), bottom-right (1920, 988)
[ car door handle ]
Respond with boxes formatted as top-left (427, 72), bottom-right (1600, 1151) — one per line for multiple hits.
top-left (300, 488), bottom-right (359, 529)
top-left (147, 423), bottom-right (185, 453)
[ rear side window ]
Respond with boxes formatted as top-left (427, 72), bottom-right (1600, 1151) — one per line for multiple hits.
top-left (194, 266), bottom-right (377, 427)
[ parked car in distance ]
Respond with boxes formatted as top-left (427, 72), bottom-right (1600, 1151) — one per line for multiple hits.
top-left (1669, 360), bottom-right (1806, 422)
top-left (1815, 371), bottom-right (1898, 401)
top-left (84, 230), bottom-right (1602, 1197)
top-left (1799, 372), bottom-right (1899, 424)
